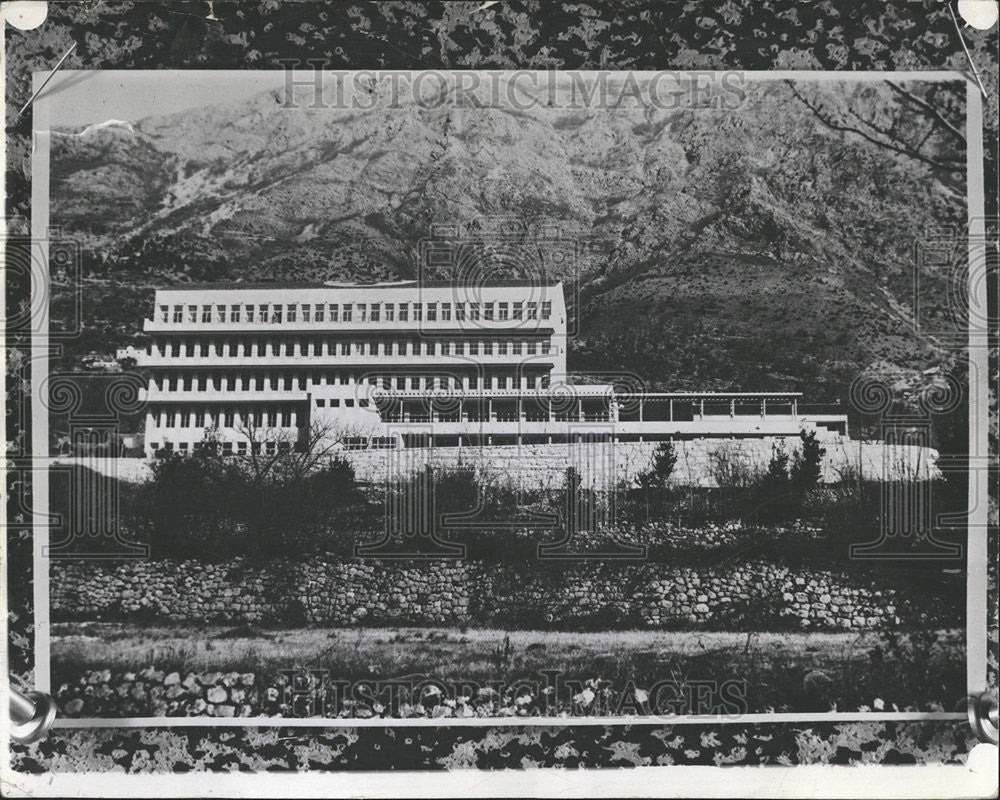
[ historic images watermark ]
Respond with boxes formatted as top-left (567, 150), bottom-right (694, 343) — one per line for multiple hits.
top-left (279, 67), bottom-right (748, 112)
top-left (274, 669), bottom-right (748, 719)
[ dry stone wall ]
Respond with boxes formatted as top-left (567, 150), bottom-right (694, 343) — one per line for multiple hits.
top-left (52, 557), bottom-right (955, 632)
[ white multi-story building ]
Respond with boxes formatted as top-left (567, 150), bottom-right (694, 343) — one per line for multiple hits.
top-left (138, 281), bottom-right (848, 457)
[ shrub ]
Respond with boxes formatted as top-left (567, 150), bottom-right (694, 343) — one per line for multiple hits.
top-left (135, 444), bottom-right (369, 562)
top-left (791, 428), bottom-right (825, 491)
top-left (637, 440), bottom-right (677, 490)
top-left (708, 442), bottom-right (758, 489)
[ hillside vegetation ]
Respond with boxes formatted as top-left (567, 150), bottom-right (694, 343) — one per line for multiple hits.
top-left (51, 76), bottom-right (968, 409)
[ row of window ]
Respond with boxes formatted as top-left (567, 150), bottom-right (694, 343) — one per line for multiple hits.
top-left (149, 437), bottom-right (398, 455)
top-left (155, 406), bottom-right (311, 429)
top-left (159, 300), bottom-right (553, 324)
top-left (152, 371), bottom-right (551, 393)
top-left (152, 440), bottom-right (291, 455)
top-left (151, 337), bottom-right (555, 359)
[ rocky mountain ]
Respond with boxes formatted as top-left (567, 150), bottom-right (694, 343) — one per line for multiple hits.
top-left (51, 75), bottom-right (968, 411)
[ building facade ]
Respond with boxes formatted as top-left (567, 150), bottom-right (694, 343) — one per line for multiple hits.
top-left (138, 281), bottom-right (848, 457)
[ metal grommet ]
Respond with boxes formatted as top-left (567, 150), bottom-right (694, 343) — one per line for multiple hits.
top-left (967, 692), bottom-right (999, 746)
top-left (9, 688), bottom-right (59, 745)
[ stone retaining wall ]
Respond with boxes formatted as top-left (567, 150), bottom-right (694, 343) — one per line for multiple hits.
top-left (50, 437), bottom-right (938, 489)
top-left (346, 438), bottom-right (939, 490)
top-left (52, 557), bottom-right (956, 632)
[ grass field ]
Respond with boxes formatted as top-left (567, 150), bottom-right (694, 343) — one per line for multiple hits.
top-left (52, 623), bottom-right (964, 714)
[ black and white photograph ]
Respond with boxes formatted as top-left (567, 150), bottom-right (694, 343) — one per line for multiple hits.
top-left (30, 67), bottom-right (978, 723)
top-left (2, 1), bottom-right (997, 796)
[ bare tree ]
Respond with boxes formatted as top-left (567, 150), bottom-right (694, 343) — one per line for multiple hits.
top-left (231, 417), bottom-right (366, 486)
top-left (785, 80), bottom-right (967, 199)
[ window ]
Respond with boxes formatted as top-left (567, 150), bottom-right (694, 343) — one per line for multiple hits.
top-left (216, 305), bottom-right (226, 322)
top-left (426, 303), bottom-right (436, 321)
top-left (224, 409), bottom-right (235, 427)
top-left (316, 399), bottom-right (326, 408)
top-left (370, 304), bottom-right (380, 322)
top-left (272, 304), bottom-right (283, 323)
top-left (330, 303), bottom-right (339, 322)
top-left (498, 341), bottom-right (508, 355)
top-left (195, 410), bottom-right (205, 427)
top-left (287, 304), bottom-right (297, 322)
top-left (527, 341), bottom-right (537, 355)
top-left (441, 303), bottom-right (451, 321)
top-left (541, 301), bottom-right (552, 319)
top-left (340, 342), bottom-right (349, 355)
top-left (470, 341), bottom-right (479, 355)
top-left (315, 305), bottom-right (324, 322)
top-left (230, 306), bottom-right (241, 323)
top-left (470, 303), bottom-right (480, 321)
top-left (344, 398), bottom-right (355, 407)
top-left (498, 374), bottom-right (508, 389)
top-left (188, 305), bottom-right (198, 323)
top-left (246, 305), bottom-right (255, 323)
top-left (302, 304), bottom-right (311, 322)
top-left (512, 340), bottom-right (522, 355)
top-left (512, 303), bottom-right (522, 320)
top-left (484, 341), bottom-right (494, 355)
top-left (173, 305), bottom-right (183, 323)
top-left (526, 302), bottom-right (537, 320)
top-left (160, 305), bottom-right (169, 323)
top-left (484, 302), bottom-right (494, 321)
top-left (201, 306), bottom-right (212, 323)
top-left (384, 304), bottom-right (394, 321)
top-left (541, 341), bottom-right (551, 354)
top-left (413, 303), bottom-right (422, 321)
top-left (342, 304), bottom-right (352, 322)
top-left (398, 303), bottom-right (408, 322)
top-left (357, 303), bottom-right (367, 322)
top-left (498, 303), bottom-right (508, 321)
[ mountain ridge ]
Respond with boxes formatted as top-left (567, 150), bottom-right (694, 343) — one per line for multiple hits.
top-left (50, 77), bottom-right (967, 408)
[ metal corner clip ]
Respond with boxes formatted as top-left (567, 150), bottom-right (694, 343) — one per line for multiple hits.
top-left (968, 692), bottom-right (999, 745)
top-left (9, 686), bottom-right (58, 744)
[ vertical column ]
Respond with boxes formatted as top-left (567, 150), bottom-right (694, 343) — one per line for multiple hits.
top-left (730, 399), bottom-right (735, 418)
top-left (668, 399), bottom-right (673, 421)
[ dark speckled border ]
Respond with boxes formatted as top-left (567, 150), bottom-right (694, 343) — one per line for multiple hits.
top-left (4, 0), bottom-right (997, 776)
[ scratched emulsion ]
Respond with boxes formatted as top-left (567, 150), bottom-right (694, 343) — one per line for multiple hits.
top-left (4, 0), bottom-right (997, 773)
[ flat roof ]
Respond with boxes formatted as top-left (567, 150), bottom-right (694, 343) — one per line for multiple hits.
top-left (157, 279), bottom-right (563, 291)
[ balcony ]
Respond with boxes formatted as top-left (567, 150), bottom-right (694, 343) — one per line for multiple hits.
top-left (143, 318), bottom-right (558, 334)
top-left (140, 352), bottom-right (559, 368)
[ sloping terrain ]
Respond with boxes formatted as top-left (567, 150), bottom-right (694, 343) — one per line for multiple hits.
top-left (51, 77), bottom-right (967, 403)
